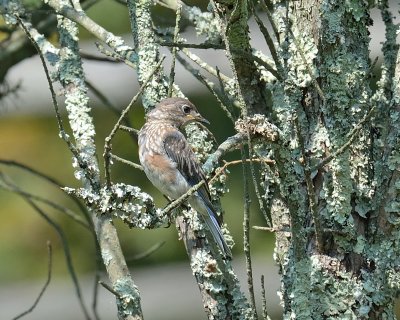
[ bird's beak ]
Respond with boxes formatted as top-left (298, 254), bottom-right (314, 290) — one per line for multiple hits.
top-left (194, 113), bottom-right (210, 125)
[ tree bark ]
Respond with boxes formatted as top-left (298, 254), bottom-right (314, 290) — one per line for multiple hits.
top-left (267, 1), bottom-right (400, 318)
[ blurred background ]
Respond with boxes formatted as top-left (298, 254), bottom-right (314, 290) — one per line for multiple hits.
top-left (1, 0), bottom-right (399, 319)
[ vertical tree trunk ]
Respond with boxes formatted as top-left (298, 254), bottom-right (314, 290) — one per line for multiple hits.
top-left (268, 1), bottom-right (400, 318)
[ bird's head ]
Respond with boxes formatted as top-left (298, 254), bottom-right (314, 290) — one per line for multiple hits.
top-left (146, 97), bottom-right (210, 128)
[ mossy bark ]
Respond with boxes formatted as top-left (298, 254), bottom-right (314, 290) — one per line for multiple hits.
top-left (268, 1), bottom-right (400, 318)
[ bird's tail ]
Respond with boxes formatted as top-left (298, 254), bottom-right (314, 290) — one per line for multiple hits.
top-left (203, 206), bottom-right (232, 258)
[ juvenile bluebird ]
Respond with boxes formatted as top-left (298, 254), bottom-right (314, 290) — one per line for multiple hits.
top-left (138, 97), bottom-right (231, 257)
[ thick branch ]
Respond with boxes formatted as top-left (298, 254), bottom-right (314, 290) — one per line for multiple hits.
top-left (212, 0), bottom-right (268, 115)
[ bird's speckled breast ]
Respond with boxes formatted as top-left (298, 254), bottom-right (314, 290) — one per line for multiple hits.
top-left (138, 122), bottom-right (191, 199)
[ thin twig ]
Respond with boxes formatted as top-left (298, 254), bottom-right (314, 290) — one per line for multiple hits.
top-left (251, 2), bottom-right (282, 76)
top-left (0, 176), bottom-right (89, 229)
top-left (162, 40), bottom-right (281, 79)
top-left (0, 159), bottom-right (63, 186)
top-left (0, 159), bottom-right (94, 228)
top-left (119, 125), bottom-right (139, 135)
top-left (312, 106), bottom-right (376, 171)
top-left (253, 225), bottom-right (291, 233)
top-left (161, 180), bottom-right (206, 214)
top-left (246, 142), bottom-right (273, 225)
top-left (103, 57), bottom-right (165, 187)
top-left (161, 158), bottom-right (271, 215)
top-left (175, 53), bottom-right (235, 123)
top-left (94, 42), bottom-right (136, 69)
top-left (260, 275), bottom-right (270, 320)
top-left (17, 16), bottom-right (96, 189)
top-left (3, 178), bottom-right (91, 319)
top-left (294, 117), bottom-right (324, 252)
top-left (12, 242), bottom-right (53, 320)
top-left (99, 281), bottom-right (122, 299)
top-left (81, 51), bottom-right (121, 63)
top-left (181, 48), bottom-right (231, 84)
top-left (110, 154), bottom-right (143, 171)
top-left (168, 1), bottom-right (182, 97)
top-left (203, 133), bottom-right (275, 174)
top-left (126, 241), bottom-right (166, 262)
top-left (86, 80), bottom-right (136, 143)
top-left (160, 40), bottom-right (225, 50)
top-left (17, 17), bottom-right (66, 138)
top-left (86, 80), bottom-right (122, 116)
top-left (216, 67), bottom-right (238, 121)
top-left (241, 147), bottom-right (258, 318)
top-left (210, 159), bottom-right (274, 184)
top-left (16, 17), bottom-right (75, 151)
top-left (260, 0), bottom-right (280, 42)
top-left (91, 245), bottom-right (102, 320)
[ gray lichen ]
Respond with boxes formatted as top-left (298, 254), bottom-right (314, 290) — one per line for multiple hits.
top-left (63, 183), bottom-right (168, 229)
top-left (114, 279), bottom-right (143, 318)
top-left (266, 0), bottom-right (400, 318)
top-left (185, 6), bottom-right (221, 44)
top-left (127, 0), bottom-right (168, 108)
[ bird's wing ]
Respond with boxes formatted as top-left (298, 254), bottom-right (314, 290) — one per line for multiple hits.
top-left (164, 130), bottom-right (231, 257)
top-left (163, 130), bottom-right (214, 209)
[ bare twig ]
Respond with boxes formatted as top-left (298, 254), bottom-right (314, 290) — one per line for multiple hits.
top-left (0, 175), bottom-right (89, 229)
top-left (17, 18), bottom-right (71, 144)
top-left (3, 178), bottom-right (90, 319)
top-left (162, 41), bottom-right (280, 80)
top-left (181, 48), bottom-right (231, 84)
top-left (0, 159), bottom-right (63, 186)
top-left (91, 247), bottom-right (102, 320)
top-left (247, 149), bottom-right (273, 225)
top-left (253, 225), bottom-right (291, 233)
top-left (251, 3), bottom-right (282, 76)
top-left (94, 42), bottom-right (136, 69)
top-left (86, 80), bottom-right (122, 116)
top-left (161, 158), bottom-right (272, 215)
top-left (81, 51), bottom-right (121, 63)
top-left (216, 67), bottom-right (238, 121)
top-left (110, 154), bottom-right (143, 171)
top-left (126, 241), bottom-right (166, 262)
top-left (119, 125), bottom-right (139, 136)
top-left (99, 281), bottom-right (122, 299)
top-left (161, 180), bottom-right (206, 214)
top-left (12, 242), bottom-right (53, 320)
top-left (160, 40), bottom-right (225, 50)
top-left (241, 148), bottom-right (258, 318)
top-left (210, 159), bottom-right (274, 184)
top-left (260, 0), bottom-right (280, 42)
top-left (175, 53), bottom-right (235, 122)
top-left (0, 159), bottom-right (93, 228)
top-left (168, 1), bottom-right (182, 97)
top-left (202, 133), bottom-right (247, 173)
top-left (235, 118), bottom-right (274, 227)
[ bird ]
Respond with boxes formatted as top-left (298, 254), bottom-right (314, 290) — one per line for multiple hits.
top-left (138, 97), bottom-right (231, 258)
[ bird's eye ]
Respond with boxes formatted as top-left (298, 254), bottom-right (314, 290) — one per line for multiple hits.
top-left (182, 105), bottom-right (191, 114)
